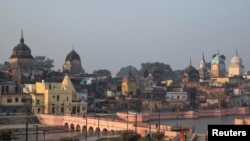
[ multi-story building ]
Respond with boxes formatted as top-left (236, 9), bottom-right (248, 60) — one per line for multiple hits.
top-left (28, 74), bottom-right (87, 115)
top-left (0, 81), bottom-right (31, 115)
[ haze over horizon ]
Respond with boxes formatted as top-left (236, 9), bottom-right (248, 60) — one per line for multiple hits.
top-left (1, 1), bottom-right (250, 76)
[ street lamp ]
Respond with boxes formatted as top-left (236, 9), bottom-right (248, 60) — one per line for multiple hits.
top-left (26, 118), bottom-right (28, 141)
top-left (148, 123), bottom-right (152, 141)
top-left (134, 113), bottom-right (138, 134)
top-left (158, 110), bottom-right (161, 132)
top-left (77, 100), bottom-right (80, 117)
top-left (32, 125), bottom-right (38, 141)
top-left (43, 129), bottom-right (49, 141)
top-left (63, 100), bottom-right (66, 115)
top-left (98, 116), bottom-right (100, 139)
top-left (84, 116), bottom-right (87, 141)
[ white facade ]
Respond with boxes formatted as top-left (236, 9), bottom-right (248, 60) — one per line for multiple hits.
top-left (228, 51), bottom-right (244, 77)
top-left (166, 92), bottom-right (188, 101)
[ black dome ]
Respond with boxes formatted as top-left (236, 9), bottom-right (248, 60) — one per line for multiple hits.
top-left (65, 49), bottom-right (81, 62)
top-left (10, 33), bottom-right (33, 59)
top-left (183, 65), bottom-right (198, 75)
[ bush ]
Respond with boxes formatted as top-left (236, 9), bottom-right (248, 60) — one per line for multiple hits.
top-left (0, 130), bottom-right (12, 141)
top-left (121, 130), bottom-right (141, 141)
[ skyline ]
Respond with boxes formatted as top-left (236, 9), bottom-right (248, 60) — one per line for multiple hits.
top-left (1, 1), bottom-right (250, 76)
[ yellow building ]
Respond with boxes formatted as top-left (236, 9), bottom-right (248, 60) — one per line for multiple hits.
top-left (121, 70), bottom-right (137, 96)
top-left (30, 74), bottom-right (87, 115)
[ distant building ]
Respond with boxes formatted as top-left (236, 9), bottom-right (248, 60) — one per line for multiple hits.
top-left (121, 70), bottom-right (137, 96)
top-left (29, 74), bottom-right (87, 115)
top-left (0, 81), bottom-right (31, 115)
top-left (63, 48), bottom-right (84, 76)
top-left (199, 52), bottom-right (209, 83)
top-left (210, 51), bottom-right (226, 77)
top-left (166, 90), bottom-right (189, 110)
top-left (228, 50), bottom-right (244, 77)
top-left (3, 31), bottom-right (34, 83)
top-left (182, 58), bottom-right (199, 82)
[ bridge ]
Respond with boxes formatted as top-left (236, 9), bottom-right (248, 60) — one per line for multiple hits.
top-left (36, 113), bottom-right (179, 138)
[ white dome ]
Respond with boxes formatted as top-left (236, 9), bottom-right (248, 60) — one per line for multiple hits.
top-left (230, 56), bottom-right (242, 65)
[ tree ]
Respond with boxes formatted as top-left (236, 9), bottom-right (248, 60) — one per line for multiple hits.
top-left (121, 130), bottom-right (140, 141)
top-left (0, 130), bottom-right (13, 141)
top-left (116, 66), bottom-right (138, 78)
top-left (154, 132), bottom-right (164, 141)
top-left (93, 69), bottom-right (112, 78)
top-left (33, 56), bottom-right (54, 70)
top-left (139, 62), bottom-right (175, 84)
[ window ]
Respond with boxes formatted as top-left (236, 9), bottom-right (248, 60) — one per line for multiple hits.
top-left (12, 109), bottom-right (16, 113)
top-left (7, 98), bottom-right (12, 103)
top-left (15, 98), bottom-right (18, 102)
top-left (5, 86), bottom-right (9, 93)
top-left (49, 84), bottom-right (51, 89)
top-left (82, 106), bottom-right (86, 111)
top-left (53, 95), bottom-right (55, 98)
top-left (57, 95), bottom-right (59, 101)
top-left (52, 104), bottom-right (55, 113)
top-left (52, 107), bottom-right (55, 113)
top-left (36, 100), bottom-right (40, 105)
top-left (21, 97), bottom-right (26, 103)
top-left (61, 104), bottom-right (64, 113)
top-left (1, 86), bottom-right (4, 93)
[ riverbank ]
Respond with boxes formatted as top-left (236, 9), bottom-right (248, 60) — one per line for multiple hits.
top-left (117, 106), bottom-right (249, 122)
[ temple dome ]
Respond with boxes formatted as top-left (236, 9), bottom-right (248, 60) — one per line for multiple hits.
top-left (230, 50), bottom-right (242, 65)
top-left (10, 32), bottom-right (32, 59)
top-left (183, 65), bottom-right (199, 75)
top-left (65, 49), bottom-right (81, 62)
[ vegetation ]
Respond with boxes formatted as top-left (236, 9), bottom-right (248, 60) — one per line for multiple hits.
top-left (139, 62), bottom-right (175, 84)
top-left (93, 69), bottom-right (112, 77)
top-left (154, 132), bottom-right (165, 141)
top-left (0, 130), bottom-right (13, 141)
top-left (33, 55), bottom-right (54, 69)
top-left (120, 130), bottom-right (141, 141)
top-left (116, 65), bottom-right (138, 78)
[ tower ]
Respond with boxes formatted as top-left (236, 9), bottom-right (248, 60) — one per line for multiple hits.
top-left (63, 46), bottom-right (84, 76)
top-left (228, 49), bottom-right (244, 77)
top-left (8, 31), bottom-right (33, 83)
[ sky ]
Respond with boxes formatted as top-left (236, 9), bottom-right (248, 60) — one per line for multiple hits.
top-left (1, 0), bottom-right (250, 76)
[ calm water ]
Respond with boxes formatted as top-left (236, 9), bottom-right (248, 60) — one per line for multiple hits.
top-left (150, 115), bottom-right (244, 133)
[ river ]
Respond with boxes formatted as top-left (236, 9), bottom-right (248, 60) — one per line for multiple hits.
top-left (150, 115), bottom-right (244, 133)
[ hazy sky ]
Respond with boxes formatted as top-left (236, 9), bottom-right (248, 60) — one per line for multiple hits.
top-left (1, 0), bottom-right (250, 76)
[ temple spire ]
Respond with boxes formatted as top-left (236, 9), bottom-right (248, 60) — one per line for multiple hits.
top-left (20, 29), bottom-right (24, 43)
top-left (190, 57), bottom-right (192, 66)
top-left (73, 44), bottom-right (74, 50)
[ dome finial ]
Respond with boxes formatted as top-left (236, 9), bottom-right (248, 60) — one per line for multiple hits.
top-left (190, 57), bottom-right (192, 66)
top-left (236, 48), bottom-right (238, 56)
top-left (20, 29), bottom-right (24, 43)
top-left (73, 44), bottom-right (74, 50)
